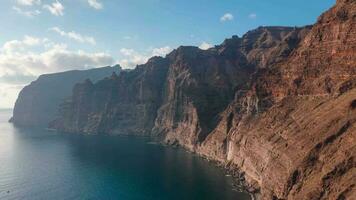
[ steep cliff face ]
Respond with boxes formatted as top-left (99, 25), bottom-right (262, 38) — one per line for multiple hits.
top-left (48, 0), bottom-right (355, 199)
top-left (152, 46), bottom-right (252, 150)
top-left (198, 0), bottom-right (356, 199)
top-left (11, 66), bottom-right (121, 127)
top-left (155, 26), bottom-right (311, 151)
top-left (51, 57), bottom-right (169, 135)
top-left (53, 26), bottom-right (308, 139)
top-left (240, 26), bottom-right (311, 69)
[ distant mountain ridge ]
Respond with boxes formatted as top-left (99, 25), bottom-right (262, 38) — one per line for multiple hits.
top-left (10, 65), bottom-right (122, 127)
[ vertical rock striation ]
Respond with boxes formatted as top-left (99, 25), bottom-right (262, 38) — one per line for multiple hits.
top-left (52, 26), bottom-right (309, 139)
top-left (51, 57), bottom-right (170, 135)
top-left (11, 66), bottom-right (121, 127)
top-left (19, 0), bottom-right (355, 199)
top-left (199, 0), bottom-right (356, 199)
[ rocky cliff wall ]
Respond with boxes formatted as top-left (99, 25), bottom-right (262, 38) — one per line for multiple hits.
top-left (51, 26), bottom-right (309, 139)
top-left (11, 66), bottom-right (121, 127)
top-left (51, 57), bottom-right (169, 135)
top-left (198, 0), bottom-right (356, 199)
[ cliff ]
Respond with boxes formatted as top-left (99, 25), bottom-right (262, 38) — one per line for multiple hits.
top-left (154, 26), bottom-right (312, 151)
top-left (47, 0), bottom-right (356, 199)
top-left (51, 58), bottom-right (169, 135)
top-left (51, 26), bottom-right (309, 137)
top-left (199, 0), bottom-right (356, 199)
top-left (11, 66), bottom-right (121, 127)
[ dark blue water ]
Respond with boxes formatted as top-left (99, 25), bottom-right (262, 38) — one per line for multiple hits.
top-left (0, 110), bottom-right (250, 200)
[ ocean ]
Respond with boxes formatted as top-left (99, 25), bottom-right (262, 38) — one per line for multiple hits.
top-left (0, 109), bottom-right (250, 200)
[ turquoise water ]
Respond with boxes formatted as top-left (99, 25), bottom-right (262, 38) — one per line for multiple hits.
top-left (0, 110), bottom-right (250, 200)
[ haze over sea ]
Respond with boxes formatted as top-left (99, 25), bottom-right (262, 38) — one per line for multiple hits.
top-left (0, 109), bottom-right (250, 200)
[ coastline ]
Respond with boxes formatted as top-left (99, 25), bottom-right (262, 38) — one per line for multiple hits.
top-left (161, 141), bottom-right (258, 199)
top-left (22, 124), bottom-right (257, 199)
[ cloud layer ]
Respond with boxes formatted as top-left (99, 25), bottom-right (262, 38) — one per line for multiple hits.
top-left (0, 36), bottom-right (114, 108)
top-left (14, 0), bottom-right (104, 18)
top-left (118, 46), bottom-right (172, 68)
top-left (88, 0), bottom-right (103, 10)
top-left (13, 6), bottom-right (41, 17)
top-left (50, 27), bottom-right (96, 45)
top-left (16, 0), bottom-right (41, 6)
top-left (43, 1), bottom-right (64, 16)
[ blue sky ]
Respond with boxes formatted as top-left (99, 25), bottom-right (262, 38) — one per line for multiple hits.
top-left (0, 0), bottom-right (335, 108)
top-left (1, 0), bottom-right (335, 53)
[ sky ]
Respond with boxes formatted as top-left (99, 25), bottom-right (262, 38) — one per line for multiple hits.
top-left (0, 0), bottom-right (335, 109)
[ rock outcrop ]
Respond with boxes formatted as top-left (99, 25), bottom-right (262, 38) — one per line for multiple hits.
top-left (39, 0), bottom-right (356, 199)
top-left (51, 26), bottom-right (309, 138)
top-left (199, 0), bottom-right (356, 199)
top-left (11, 66), bottom-right (121, 127)
top-left (154, 26), bottom-right (312, 151)
top-left (51, 58), bottom-right (169, 135)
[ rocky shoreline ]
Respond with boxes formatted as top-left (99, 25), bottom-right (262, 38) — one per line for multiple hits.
top-left (161, 142), bottom-right (258, 199)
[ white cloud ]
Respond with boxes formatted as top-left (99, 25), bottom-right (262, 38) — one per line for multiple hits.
top-left (2, 35), bottom-right (43, 53)
top-left (119, 46), bottom-right (172, 69)
top-left (88, 0), bottom-right (103, 10)
top-left (50, 27), bottom-right (96, 45)
top-left (199, 42), bottom-right (213, 50)
top-left (43, 1), bottom-right (64, 16)
top-left (13, 6), bottom-right (41, 17)
top-left (220, 13), bottom-right (234, 22)
top-left (16, 0), bottom-right (41, 6)
top-left (23, 35), bottom-right (41, 46)
top-left (0, 37), bottom-right (113, 76)
top-left (39, 47), bottom-right (113, 71)
top-left (151, 46), bottom-right (172, 56)
top-left (120, 48), bottom-right (135, 56)
top-left (249, 13), bottom-right (257, 19)
top-left (0, 36), bottom-right (114, 108)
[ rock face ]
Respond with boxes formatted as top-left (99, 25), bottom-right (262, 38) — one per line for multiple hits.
top-left (52, 27), bottom-right (309, 138)
top-left (154, 26), bottom-right (312, 151)
top-left (11, 66), bottom-right (121, 127)
top-left (51, 58), bottom-right (169, 135)
top-left (48, 0), bottom-right (355, 199)
top-left (199, 0), bottom-right (356, 199)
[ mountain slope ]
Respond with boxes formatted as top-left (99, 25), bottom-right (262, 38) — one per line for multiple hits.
top-left (51, 58), bottom-right (169, 135)
top-left (198, 0), bottom-right (356, 199)
top-left (11, 66), bottom-right (121, 127)
top-left (51, 26), bottom-right (309, 139)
